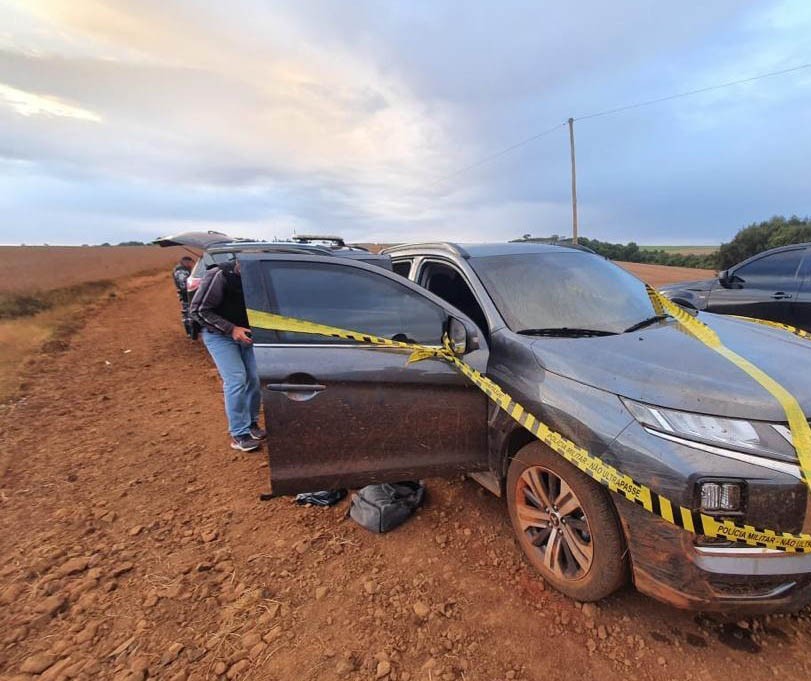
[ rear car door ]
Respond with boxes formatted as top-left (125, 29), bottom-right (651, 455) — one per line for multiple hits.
top-left (790, 249), bottom-right (811, 331)
top-left (706, 248), bottom-right (804, 323)
top-left (239, 254), bottom-right (490, 496)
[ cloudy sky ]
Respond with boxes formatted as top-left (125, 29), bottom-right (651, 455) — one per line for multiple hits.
top-left (0, 0), bottom-right (809, 245)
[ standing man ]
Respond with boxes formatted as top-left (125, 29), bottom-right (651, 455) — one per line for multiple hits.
top-left (190, 259), bottom-right (266, 452)
top-left (173, 255), bottom-right (195, 337)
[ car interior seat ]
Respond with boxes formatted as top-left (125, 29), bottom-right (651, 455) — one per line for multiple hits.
top-left (425, 268), bottom-right (489, 339)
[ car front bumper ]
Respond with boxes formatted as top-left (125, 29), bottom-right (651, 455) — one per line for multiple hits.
top-left (616, 499), bottom-right (811, 614)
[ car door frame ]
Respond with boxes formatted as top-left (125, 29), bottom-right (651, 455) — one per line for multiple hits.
top-left (238, 252), bottom-right (492, 495)
top-left (404, 253), bottom-right (518, 495)
top-left (394, 252), bottom-right (507, 334)
top-left (790, 247), bottom-right (811, 331)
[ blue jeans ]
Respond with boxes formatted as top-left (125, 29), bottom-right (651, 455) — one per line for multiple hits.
top-left (202, 329), bottom-right (261, 437)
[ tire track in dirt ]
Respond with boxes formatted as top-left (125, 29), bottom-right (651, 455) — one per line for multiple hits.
top-left (1, 274), bottom-right (810, 681)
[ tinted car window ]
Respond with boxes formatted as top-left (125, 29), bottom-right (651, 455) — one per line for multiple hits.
top-left (391, 260), bottom-right (412, 277)
top-left (800, 252), bottom-right (811, 280)
top-left (196, 252), bottom-right (235, 276)
top-left (266, 261), bottom-right (446, 344)
top-left (735, 250), bottom-right (804, 285)
top-left (471, 252), bottom-right (655, 334)
top-left (207, 252), bottom-right (235, 265)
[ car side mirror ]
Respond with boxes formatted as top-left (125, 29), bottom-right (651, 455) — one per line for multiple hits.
top-left (718, 269), bottom-right (742, 288)
top-left (446, 316), bottom-right (480, 355)
top-left (721, 269), bottom-right (745, 288)
top-left (718, 270), bottom-right (737, 288)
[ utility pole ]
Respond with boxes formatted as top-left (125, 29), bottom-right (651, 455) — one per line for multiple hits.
top-left (568, 117), bottom-right (578, 245)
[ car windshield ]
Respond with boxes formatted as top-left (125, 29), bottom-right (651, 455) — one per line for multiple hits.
top-left (470, 252), bottom-right (657, 335)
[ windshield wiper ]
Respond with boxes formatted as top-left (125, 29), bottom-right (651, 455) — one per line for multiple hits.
top-left (623, 315), bottom-right (670, 333)
top-left (516, 327), bottom-right (617, 337)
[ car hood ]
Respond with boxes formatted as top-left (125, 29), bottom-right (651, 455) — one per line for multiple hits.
top-left (153, 230), bottom-right (233, 249)
top-left (531, 314), bottom-right (811, 421)
top-left (659, 278), bottom-right (715, 293)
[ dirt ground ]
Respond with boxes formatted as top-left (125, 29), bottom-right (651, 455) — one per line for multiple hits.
top-left (2, 269), bottom-right (810, 681)
top-left (617, 261), bottom-right (714, 286)
top-left (0, 247), bottom-right (185, 294)
top-left (638, 247), bottom-right (718, 256)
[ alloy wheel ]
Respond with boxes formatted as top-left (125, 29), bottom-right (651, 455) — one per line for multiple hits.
top-left (515, 465), bottom-right (594, 580)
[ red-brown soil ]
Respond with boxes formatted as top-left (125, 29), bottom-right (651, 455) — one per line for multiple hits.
top-left (0, 246), bottom-right (186, 294)
top-left (1, 269), bottom-right (809, 681)
top-left (618, 262), bottom-right (714, 287)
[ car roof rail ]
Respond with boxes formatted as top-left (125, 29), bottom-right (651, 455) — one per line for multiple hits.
top-left (381, 242), bottom-right (463, 256)
top-left (207, 241), bottom-right (335, 255)
top-left (509, 236), bottom-right (596, 254)
top-left (291, 234), bottom-right (346, 247)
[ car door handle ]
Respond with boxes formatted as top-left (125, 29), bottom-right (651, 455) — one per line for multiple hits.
top-left (266, 383), bottom-right (326, 392)
top-left (771, 292), bottom-right (793, 300)
top-left (265, 382), bottom-right (326, 402)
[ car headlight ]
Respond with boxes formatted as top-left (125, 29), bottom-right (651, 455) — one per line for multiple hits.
top-left (621, 398), bottom-right (797, 463)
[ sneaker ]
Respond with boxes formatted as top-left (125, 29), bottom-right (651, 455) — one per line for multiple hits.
top-left (230, 434), bottom-right (260, 452)
top-left (249, 423), bottom-right (267, 440)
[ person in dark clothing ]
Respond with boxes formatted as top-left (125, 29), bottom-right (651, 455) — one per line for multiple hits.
top-left (173, 256), bottom-right (195, 336)
top-left (190, 260), bottom-right (266, 451)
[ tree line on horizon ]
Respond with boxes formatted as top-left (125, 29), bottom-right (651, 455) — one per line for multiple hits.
top-left (24, 215), bottom-right (809, 272)
top-left (524, 215), bottom-right (811, 270)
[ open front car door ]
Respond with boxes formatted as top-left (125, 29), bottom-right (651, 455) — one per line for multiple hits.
top-left (239, 254), bottom-right (490, 496)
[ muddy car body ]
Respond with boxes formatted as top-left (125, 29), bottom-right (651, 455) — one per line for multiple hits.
top-left (235, 242), bottom-right (811, 613)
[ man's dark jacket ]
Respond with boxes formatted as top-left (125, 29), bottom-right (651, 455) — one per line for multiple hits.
top-left (189, 262), bottom-right (249, 335)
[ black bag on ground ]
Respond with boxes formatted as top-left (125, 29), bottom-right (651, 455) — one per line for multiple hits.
top-left (294, 489), bottom-right (347, 507)
top-left (349, 481), bottom-right (426, 533)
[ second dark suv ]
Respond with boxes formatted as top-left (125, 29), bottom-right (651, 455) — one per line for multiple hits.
top-left (234, 242), bottom-right (811, 613)
top-left (660, 243), bottom-right (811, 330)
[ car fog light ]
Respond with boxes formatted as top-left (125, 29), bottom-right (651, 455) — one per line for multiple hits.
top-left (700, 482), bottom-right (742, 512)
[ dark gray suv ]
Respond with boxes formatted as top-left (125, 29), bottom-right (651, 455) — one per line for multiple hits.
top-left (238, 242), bottom-right (811, 613)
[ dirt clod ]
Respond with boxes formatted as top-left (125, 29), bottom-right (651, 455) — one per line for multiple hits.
top-left (200, 528), bottom-right (218, 543)
top-left (0, 582), bottom-right (26, 605)
top-left (20, 653), bottom-right (56, 674)
top-left (375, 659), bottom-right (392, 678)
top-left (112, 562), bottom-right (134, 577)
top-left (162, 642), bottom-right (184, 665)
top-left (335, 656), bottom-right (357, 675)
top-left (55, 556), bottom-right (90, 577)
top-left (413, 601), bottom-right (430, 619)
top-left (34, 595), bottom-right (67, 617)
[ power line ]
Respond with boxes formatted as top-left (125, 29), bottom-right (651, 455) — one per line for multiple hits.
top-left (574, 62), bottom-right (811, 121)
top-left (433, 122), bottom-right (566, 184)
top-left (434, 62), bottom-right (811, 184)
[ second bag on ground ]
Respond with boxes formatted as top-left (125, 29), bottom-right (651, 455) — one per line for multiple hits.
top-left (349, 481), bottom-right (426, 533)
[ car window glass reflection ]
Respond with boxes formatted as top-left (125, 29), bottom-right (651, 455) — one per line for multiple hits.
top-left (266, 262), bottom-right (446, 344)
top-left (734, 250), bottom-right (803, 286)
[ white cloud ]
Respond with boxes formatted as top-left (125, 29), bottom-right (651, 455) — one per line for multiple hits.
top-left (0, 1), bottom-right (808, 245)
top-left (0, 81), bottom-right (100, 121)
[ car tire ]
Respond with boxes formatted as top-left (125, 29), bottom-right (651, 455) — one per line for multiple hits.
top-left (506, 441), bottom-right (627, 601)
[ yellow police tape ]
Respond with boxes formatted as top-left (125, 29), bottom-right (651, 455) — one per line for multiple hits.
top-left (732, 314), bottom-right (811, 342)
top-left (247, 293), bottom-right (811, 553)
top-left (646, 287), bottom-right (811, 492)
